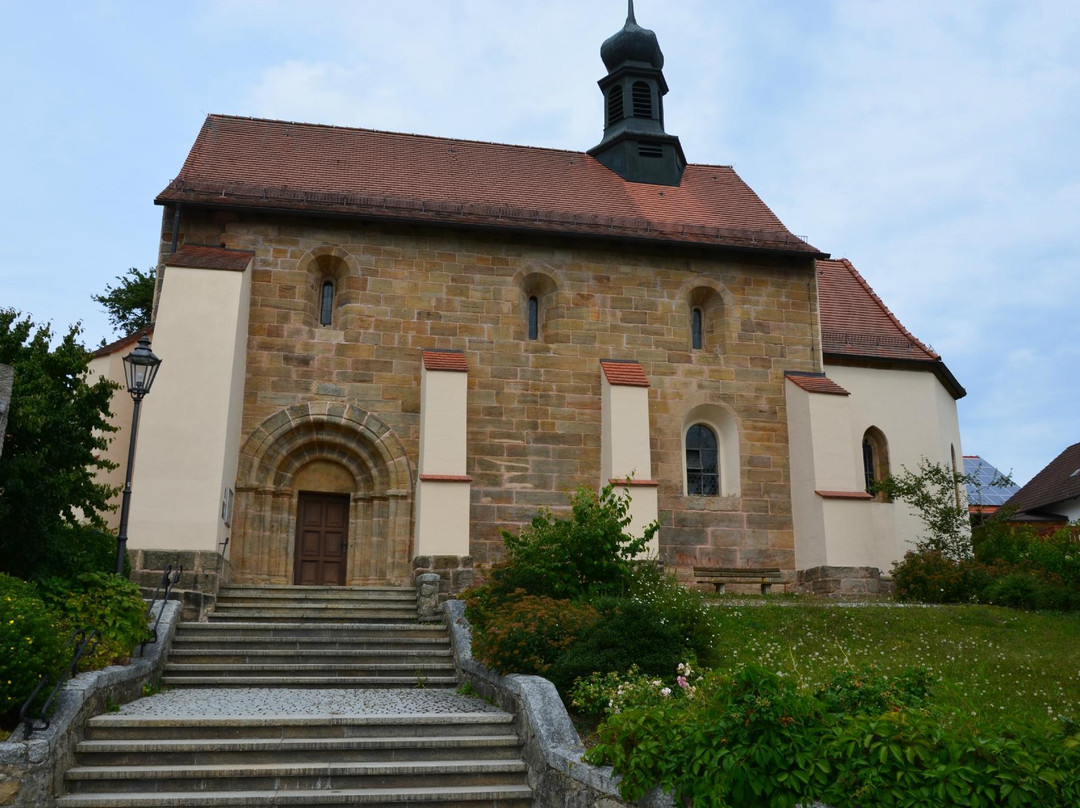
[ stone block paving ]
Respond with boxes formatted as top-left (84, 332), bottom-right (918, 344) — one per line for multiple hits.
top-left (114, 687), bottom-right (503, 717)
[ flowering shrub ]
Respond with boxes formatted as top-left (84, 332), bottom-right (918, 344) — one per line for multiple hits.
top-left (570, 662), bottom-right (701, 717)
top-left (891, 550), bottom-right (993, 603)
top-left (0, 574), bottom-right (67, 730)
top-left (469, 593), bottom-right (599, 676)
top-left (587, 662), bottom-right (1080, 807)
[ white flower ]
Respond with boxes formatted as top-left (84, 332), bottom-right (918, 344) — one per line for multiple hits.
top-left (660, 687), bottom-right (672, 697)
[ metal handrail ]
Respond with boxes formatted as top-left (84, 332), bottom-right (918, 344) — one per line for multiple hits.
top-left (19, 628), bottom-right (100, 739)
top-left (140, 563), bottom-right (182, 656)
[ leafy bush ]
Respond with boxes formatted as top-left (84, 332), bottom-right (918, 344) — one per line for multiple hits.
top-left (38, 573), bottom-right (151, 668)
top-left (587, 661), bottom-right (1080, 807)
top-left (548, 597), bottom-right (690, 692)
top-left (490, 483), bottom-right (654, 600)
top-left (982, 572), bottom-right (1079, 611)
top-left (469, 593), bottom-right (599, 676)
top-left (891, 550), bottom-right (993, 603)
top-left (814, 664), bottom-right (932, 716)
top-left (587, 664), bottom-right (830, 806)
top-left (875, 459), bottom-right (975, 560)
top-left (0, 574), bottom-right (68, 730)
top-left (56, 573), bottom-right (152, 667)
top-left (30, 522), bottom-right (122, 582)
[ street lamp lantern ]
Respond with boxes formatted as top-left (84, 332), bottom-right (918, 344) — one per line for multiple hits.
top-left (115, 334), bottom-right (162, 574)
top-left (122, 336), bottom-right (161, 399)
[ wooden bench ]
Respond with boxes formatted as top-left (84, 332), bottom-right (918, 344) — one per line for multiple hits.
top-left (693, 566), bottom-right (783, 595)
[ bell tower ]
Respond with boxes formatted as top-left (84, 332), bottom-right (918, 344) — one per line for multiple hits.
top-left (588, 0), bottom-right (686, 186)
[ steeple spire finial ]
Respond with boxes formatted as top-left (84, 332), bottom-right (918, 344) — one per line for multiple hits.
top-left (627, 0), bottom-right (636, 24)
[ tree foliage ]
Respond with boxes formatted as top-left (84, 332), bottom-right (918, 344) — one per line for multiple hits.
top-left (92, 266), bottom-right (155, 335)
top-left (0, 311), bottom-right (118, 580)
top-left (875, 459), bottom-right (975, 560)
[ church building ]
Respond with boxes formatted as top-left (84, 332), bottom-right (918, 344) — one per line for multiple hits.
top-left (95, 4), bottom-right (965, 611)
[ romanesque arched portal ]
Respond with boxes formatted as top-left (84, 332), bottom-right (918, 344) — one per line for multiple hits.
top-left (231, 402), bottom-right (413, 585)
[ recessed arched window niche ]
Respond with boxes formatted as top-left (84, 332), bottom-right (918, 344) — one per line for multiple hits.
top-left (297, 246), bottom-right (358, 330)
top-left (519, 271), bottom-right (559, 343)
top-left (862, 426), bottom-right (890, 500)
top-left (686, 282), bottom-right (731, 353)
top-left (682, 403), bottom-right (741, 498)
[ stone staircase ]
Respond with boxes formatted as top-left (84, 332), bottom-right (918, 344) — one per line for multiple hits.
top-left (56, 585), bottom-right (534, 807)
top-left (162, 585), bottom-right (458, 688)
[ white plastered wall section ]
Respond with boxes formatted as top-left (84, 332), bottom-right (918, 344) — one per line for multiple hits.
top-left (600, 373), bottom-right (659, 555)
top-left (414, 364), bottom-right (470, 556)
top-left (126, 260), bottom-right (252, 553)
top-left (788, 365), bottom-right (964, 572)
top-left (88, 350), bottom-right (136, 531)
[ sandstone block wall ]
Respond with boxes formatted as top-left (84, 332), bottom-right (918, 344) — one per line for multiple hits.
top-left (162, 209), bottom-right (820, 580)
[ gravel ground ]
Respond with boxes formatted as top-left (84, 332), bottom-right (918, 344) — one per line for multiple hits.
top-left (114, 687), bottom-right (504, 717)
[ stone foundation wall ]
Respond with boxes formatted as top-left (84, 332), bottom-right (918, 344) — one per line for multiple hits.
top-left (794, 565), bottom-right (894, 597)
top-left (412, 555), bottom-right (474, 598)
top-left (165, 209), bottom-right (820, 579)
top-left (128, 550), bottom-right (230, 620)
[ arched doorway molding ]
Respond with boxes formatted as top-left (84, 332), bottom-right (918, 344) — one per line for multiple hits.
top-left (232, 402), bottom-right (413, 585)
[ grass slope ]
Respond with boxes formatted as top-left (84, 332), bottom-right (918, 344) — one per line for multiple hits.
top-left (708, 601), bottom-right (1080, 731)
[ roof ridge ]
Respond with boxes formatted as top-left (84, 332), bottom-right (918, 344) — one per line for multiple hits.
top-left (833, 257), bottom-right (939, 360)
top-left (202, 113), bottom-right (738, 170)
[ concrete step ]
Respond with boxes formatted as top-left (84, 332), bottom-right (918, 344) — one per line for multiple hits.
top-left (208, 607), bottom-right (417, 623)
top-left (84, 714), bottom-right (517, 742)
top-left (74, 734), bottom-right (525, 766)
top-left (174, 621), bottom-right (445, 638)
top-left (163, 662), bottom-right (455, 674)
top-left (216, 585), bottom-right (416, 602)
top-left (64, 758), bottom-right (529, 793)
top-left (160, 675), bottom-right (459, 688)
top-left (167, 648), bottom-right (453, 665)
top-left (55, 784), bottom-right (534, 807)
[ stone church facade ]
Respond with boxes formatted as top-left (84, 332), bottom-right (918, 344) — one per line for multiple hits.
top-left (97, 6), bottom-right (964, 610)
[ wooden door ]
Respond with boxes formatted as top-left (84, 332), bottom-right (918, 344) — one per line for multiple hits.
top-left (294, 492), bottom-right (349, 586)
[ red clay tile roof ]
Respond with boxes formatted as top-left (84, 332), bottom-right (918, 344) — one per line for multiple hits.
top-left (422, 349), bottom-right (468, 372)
top-left (817, 258), bottom-right (965, 399)
top-left (600, 359), bottom-right (650, 387)
top-left (818, 258), bottom-right (938, 361)
top-left (1005, 441), bottom-right (1080, 517)
top-left (92, 326), bottom-right (154, 358)
top-left (157, 115), bottom-right (821, 256)
top-left (164, 244), bottom-right (254, 271)
top-left (785, 372), bottom-right (850, 396)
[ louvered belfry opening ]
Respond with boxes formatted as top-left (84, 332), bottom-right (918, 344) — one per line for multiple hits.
top-left (632, 81), bottom-right (652, 117)
top-left (607, 85), bottom-right (624, 126)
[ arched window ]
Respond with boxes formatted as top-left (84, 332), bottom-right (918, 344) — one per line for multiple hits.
top-left (607, 85), bottom-right (624, 127)
top-left (319, 280), bottom-right (334, 327)
top-left (686, 424), bottom-right (719, 496)
top-left (632, 81), bottom-right (652, 118)
top-left (862, 427), bottom-right (889, 498)
top-left (691, 307), bottom-right (704, 350)
top-left (527, 295), bottom-right (540, 341)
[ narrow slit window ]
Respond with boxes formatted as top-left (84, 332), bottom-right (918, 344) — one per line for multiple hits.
top-left (686, 424), bottom-right (719, 496)
top-left (320, 280), bottom-right (334, 326)
top-left (691, 307), bottom-right (704, 350)
top-left (528, 295), bottom-right (539, 340)
top-left (862, 439), bottom-right (876, 493)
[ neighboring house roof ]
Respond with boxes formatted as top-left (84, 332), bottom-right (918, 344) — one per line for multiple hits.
top-left (92, 325), bottom-right (154, 358)
top-left (816, 258), bottom-right (965, 399)
top-left (156, 114), bottom-right (823, 257)
top-left (1004, 441), bottom-right (1080, 518)
top-left (963, 455), bottom-right (1020, 507)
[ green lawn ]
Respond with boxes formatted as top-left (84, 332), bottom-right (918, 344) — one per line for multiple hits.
top-left (706, 600), bottom-right (1080, 732)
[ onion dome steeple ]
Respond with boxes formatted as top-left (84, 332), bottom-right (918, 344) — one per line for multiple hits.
top-left (589, 0), bottom-right (686, 186)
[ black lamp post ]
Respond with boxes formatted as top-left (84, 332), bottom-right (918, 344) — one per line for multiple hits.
top-left (114, 335), bottom-right (162, 575)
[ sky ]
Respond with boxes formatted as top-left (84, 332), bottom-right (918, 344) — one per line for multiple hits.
top-left (1, 0), bottom-right (1077, 486)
